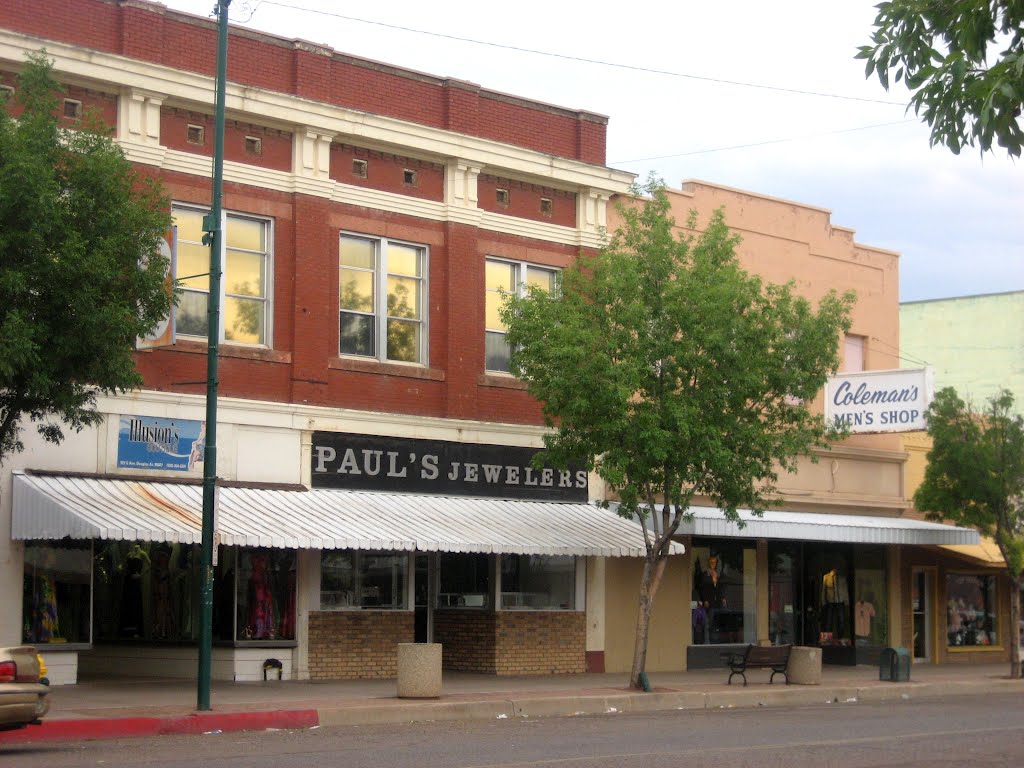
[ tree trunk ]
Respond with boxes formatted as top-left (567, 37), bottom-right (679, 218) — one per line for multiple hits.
top-left (629, 552), bottom-right (668, 690)
top-left (1009, 576), bottom-right (1021, 680)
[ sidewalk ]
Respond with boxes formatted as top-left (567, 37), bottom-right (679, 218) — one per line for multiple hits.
top-left (3, 663), bottom-right (1021, 745)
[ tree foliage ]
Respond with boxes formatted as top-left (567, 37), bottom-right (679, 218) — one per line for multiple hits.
top-left (0, 51), bottom-right (173, 461)
top-left (914, 387), bottom-right (1024, 677)
top-left (501, 179), bottom-right (855, 687)
top-left (857, 1), bottom-right (1024, 157)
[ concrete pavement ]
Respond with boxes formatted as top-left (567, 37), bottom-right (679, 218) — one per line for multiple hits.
top-left (2, 662), bottom-right (1021, 745)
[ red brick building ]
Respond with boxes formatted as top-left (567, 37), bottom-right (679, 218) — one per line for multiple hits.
top-left (0, 0), bottom-right (644, 684)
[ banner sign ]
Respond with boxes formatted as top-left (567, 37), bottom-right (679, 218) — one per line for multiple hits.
top-left (312, 432), bottom-right (588, 502)
top-left (825, 367), bottom-right (933, 433)
top-left (117, 416), bottom-right (205, 471)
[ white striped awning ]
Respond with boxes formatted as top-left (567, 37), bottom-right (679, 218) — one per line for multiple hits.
top-left (11, 472), bottom-right (682, 557)
top-left (674, 505), bottom-right (979, 546)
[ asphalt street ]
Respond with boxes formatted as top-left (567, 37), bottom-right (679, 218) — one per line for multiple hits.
top-left (3, 691), bottom-right (1022, 768)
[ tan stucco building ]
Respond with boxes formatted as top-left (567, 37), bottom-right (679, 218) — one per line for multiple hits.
top-left (595, 181), bottom-right (985, 672)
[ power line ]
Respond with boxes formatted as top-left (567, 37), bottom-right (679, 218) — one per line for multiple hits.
top-left (611, 119), bottom-right (919, 163)
top-left (254, 0), bottom-right (905, 107)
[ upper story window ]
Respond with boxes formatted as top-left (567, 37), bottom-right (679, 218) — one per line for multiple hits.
top-left (843, 333), bottom-right (866, 372)
top-left (485, 258), bottom-right (557, 373)
top-left (173, 205), bottom-right (272, 346)
top-left (339, 233), bottom-right (427, 364)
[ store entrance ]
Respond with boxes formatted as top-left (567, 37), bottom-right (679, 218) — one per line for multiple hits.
top-left (414, 554), bottom-right (432, 643)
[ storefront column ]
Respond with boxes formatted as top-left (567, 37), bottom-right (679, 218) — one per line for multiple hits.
top-left (295, 548), bottom-right (320, 680)
top-left (887, 546), bottom-right (902, 648)
top-left (585, 556), bottom-right (606, 672)
top-left (756, 539), bottom-right (769, 644)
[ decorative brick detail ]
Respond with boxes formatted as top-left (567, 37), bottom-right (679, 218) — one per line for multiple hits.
top-left (307, 611), bottom-right (413, 680)
top-left (434, 610), bottom-right (585, 675)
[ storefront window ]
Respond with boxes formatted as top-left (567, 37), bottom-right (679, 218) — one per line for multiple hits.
top-left (806, 548), bottom-right (852, 648)
top-left (91, 542), bottom-right (295, 644)
top-left (438, 553), bottom-right (490, 608)
top-left (320, 550), bottom-right (408, 610)
top-left (22, 541), bottom-right (92, 645)
top-left (236, 548), bottom-right (297, 639)
top-left (691, 540), bottom-right (756, 645)
top-left (500, 555), bottom-right (575, 609)
top-left (947, 573), bottom-right (998, 647)
top-left (93, 541), bottom-right (201, 642)
top-left (767, 543), bottom-right (797, 646)
top-left (853, 546), bottom-right (887, 648)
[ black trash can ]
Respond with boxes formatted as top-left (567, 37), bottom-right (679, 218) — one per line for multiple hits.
top-left (879, 647), bottom-right (911, 682)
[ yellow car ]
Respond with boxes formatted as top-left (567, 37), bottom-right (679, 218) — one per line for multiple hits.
top-left (0, 646), bottom-right (51, 732)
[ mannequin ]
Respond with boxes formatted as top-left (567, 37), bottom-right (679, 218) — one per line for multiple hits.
top-left (820, 567), bottom-right (849, 642)
top-left (151, 544), bottom-right (175, 640)
top-left (119, 544), bottom-right (149, 638)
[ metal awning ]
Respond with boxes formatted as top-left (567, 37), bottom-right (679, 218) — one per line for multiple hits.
top-left (674, 505), bottom-right (979, 545)
top-left (11, 472), bottom-right (682, 557)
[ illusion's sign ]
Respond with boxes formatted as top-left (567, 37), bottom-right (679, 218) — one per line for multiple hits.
top-left (117, 416), bottom-right (205, 471)
top-left (311, 432), bottom-right (588, 502)
top-left (825, 367), bottom-right (933, 433)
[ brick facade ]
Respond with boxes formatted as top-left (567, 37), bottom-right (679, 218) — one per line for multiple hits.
top-left (307, 611), bottom-right (414, 680)
top-left (0, 0), bottom-right (607, 164)
top-left (434, 610), bottom-right (586, 675)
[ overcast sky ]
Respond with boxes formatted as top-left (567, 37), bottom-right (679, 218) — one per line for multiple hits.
top-left (160, 0), bottom-right (1022, 303)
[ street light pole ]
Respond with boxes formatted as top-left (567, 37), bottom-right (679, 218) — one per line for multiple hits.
top-left (198, 0), bottom-right (232, 712)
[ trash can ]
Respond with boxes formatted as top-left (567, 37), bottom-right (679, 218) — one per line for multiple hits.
top-left (879, 647), bottom-right (911, 682)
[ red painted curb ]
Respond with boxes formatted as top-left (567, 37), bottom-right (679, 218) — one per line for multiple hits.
top-left (0, 709), bottom-right (320, 744)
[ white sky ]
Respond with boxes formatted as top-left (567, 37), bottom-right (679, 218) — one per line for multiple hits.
top-left (160, 0), bottom-right (1023, 303)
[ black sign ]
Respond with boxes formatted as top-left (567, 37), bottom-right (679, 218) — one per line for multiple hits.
top-left (311, 432), bottom-right (588, 502)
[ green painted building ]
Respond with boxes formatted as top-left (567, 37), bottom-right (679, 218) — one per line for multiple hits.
top-left (901, 290), bottom-right (1024, 413)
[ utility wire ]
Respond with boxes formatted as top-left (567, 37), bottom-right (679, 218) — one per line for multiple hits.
top-left (254, 0), bottom-right (905, 106)
top-left (612, 119), bottom-right (919, 163)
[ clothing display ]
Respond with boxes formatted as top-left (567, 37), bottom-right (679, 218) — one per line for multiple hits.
top-left (245, 553), bottom-right (276, 640)
top-left (855, 599), bottom-right (876, 637)
top-left (819, 568), bottom-right (849, 643)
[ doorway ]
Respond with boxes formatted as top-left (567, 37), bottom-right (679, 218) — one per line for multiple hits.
top-left (911, 569), bottom-right (935, 663)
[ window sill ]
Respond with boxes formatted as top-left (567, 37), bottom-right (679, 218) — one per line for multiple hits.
top-left (946, 644), bottom-right (1004, 652)
top-left (165, 338), bottom-right (292, 364)
top-left (329, 357), bottom-right (445, 381)
top-left (478, 373), bottom-right (528, 390)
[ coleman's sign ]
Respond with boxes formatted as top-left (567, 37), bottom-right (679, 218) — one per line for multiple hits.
top-left (825, 367), bottom-right (933, 433)
top-left (311, 432), bottom-right (588, 502)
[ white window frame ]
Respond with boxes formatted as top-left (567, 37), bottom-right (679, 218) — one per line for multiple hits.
top-left (172, 203), bottom-right (274, 347)
top-left (485, 257), bottom-right (558, 374)
top-left (339, 232), bottom-right (428, 365)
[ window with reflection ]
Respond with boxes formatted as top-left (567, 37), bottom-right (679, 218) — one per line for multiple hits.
top-left (947, 573), bottom-right (998, 647)
top-left (500, 555), bottom-right (575, 609)
top-left (438, 553), bottom-right (490, 608)
top-left (692, 540), bottom-right (756, 645)
top-left (485, 258), bottom-right (557, 373)
top-left (173, 205), bottom-right (271, 345)
top-left (320, 550), bottom-right (408, 609)
top-left (22, 541), bottom-right (92, 645)
top-left (339, 233), bottom-right (426, 364)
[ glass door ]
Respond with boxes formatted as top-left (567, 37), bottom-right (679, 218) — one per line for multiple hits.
top-left (414, 554), bottom-right (432, 643)
top-left (912, 569), bottom-right (934, 662)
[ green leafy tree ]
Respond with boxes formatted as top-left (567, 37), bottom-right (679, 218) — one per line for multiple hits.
top-left (0, 52), bottom-right (173, 461)
top-left (914, 387), bottom-right (1024, 679)
top-left (501, 180), bottom-right (855, 688)
top-left (856, 1), bottom-right (1024, 157)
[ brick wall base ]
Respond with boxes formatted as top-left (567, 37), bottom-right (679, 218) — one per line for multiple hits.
top-left (308, 611), bottom-right (413, 680)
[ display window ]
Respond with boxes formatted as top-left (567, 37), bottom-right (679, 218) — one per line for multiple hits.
top-left (500, 554), bottom-right (575, 610)
top-left (807, 549), bottom-right (852, 647)
top-left (438, 553), bottom-right (490, 608)
top-left (320, 550), bottom-right (408, 610)
top-left (946, 573), bottom-right (998, 647)
top-left (691, 540), bottom-right (756, 645)
top-left (767, 543), bottom-right (798, 646)
top-left (853, 546), bottom-right (887, 648)
top-left (22, 540), bottom-right (92, 645)
top-left (90, 542), bottom-right (296, 644)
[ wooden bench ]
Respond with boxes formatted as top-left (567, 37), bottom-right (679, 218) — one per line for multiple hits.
top-left (725, 644), bottom-right (792, 686)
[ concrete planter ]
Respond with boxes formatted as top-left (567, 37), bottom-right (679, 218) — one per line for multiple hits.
top-left (397, 643), bottom-right (442, 698)
top-left (787, 645), bottom-right (822, 685)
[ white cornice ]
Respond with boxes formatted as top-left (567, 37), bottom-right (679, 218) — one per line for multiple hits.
top-left (0, 30), bottom-right (635, 195)
top-left (101, 389), bottom-right (550, 447)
